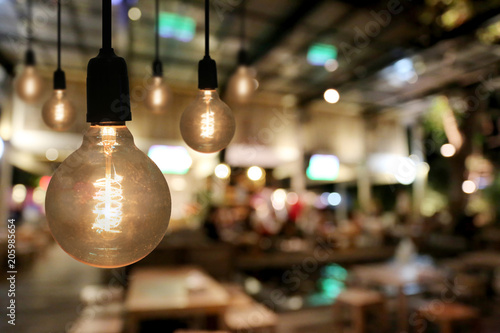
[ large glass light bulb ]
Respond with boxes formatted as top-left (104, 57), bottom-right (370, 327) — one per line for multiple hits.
top-left (16, 65), bottom-right (44, 103)
top-left (227, 65), bottom-right (258, 104)
top-left (145, 76), bottom-right (172, 114)
top-left (180, 90), bottom-right (235, 153)
top-left (42, 90), bottom-right (76, 131)
top-left (45, 124), bottom-right (171, 268)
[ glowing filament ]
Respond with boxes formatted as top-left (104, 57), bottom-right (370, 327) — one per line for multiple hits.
top-left (201, 110), bottom-right (214, 138)
top-left (92, 127), bottom-right (123, 235)
top-left (153, 88), bottom-right (163, 106)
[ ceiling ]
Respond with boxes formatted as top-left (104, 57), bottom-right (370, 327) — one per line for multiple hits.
top-left (0, 0), bottom-right (500, 110)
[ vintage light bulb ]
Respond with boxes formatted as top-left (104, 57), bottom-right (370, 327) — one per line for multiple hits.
top-left (227, 65), bottom-right (258, 104)
top-left (45, 124), bottom-right (171, 268)
top-left (42, 90), bottom-right (76, 131)
top-left (180, 89), bottom-right (235, 153)
top-left (145, 76), bottom-right (172, 114)
top-left (16, 65), bottom-right (44, 103)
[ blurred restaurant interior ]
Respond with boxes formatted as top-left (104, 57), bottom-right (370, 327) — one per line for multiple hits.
top-left (3, 0), bottom-right (500, 332)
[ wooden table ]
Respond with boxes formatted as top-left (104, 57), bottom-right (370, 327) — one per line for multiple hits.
top-left (125, 267), bottom-right (230, 333)
top-left (460, 251), bottom-right (500, 268)
top-left (352, 262), bottom-right (444, 333)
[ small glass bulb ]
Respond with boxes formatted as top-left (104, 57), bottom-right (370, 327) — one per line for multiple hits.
top-left (45, 124), bottom-right (171, 268)
top-left (144, 76), bottom-right (172, 114)
top-left (227, 65), bottom-right (258, 104)
top-left (42, 90), bottom-right (76, 131)
top-left (180, 90), bottom-right (235, 153)
top-left (16, 65), bottom-right (44, 103)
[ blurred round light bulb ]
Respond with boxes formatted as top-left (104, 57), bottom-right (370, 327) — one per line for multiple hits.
top-left (16, 65), bottom-right (44, 103)
top-left (324, 59), bottom-right (339, 72)
top-left (324, 89), bottom-right (340, 104)
top-left (327, 192), bottom-right (341, 206)
top-left (45, 148), bottom-right (59, 161)
top-left (145, 76), bottom-right (172, 114)
top-left (12, 184), bottom-right (27, 204)
top-left (45, 124), bottom-right (171, 268)
top-left (180, 90), bottom-right (235, 153)
top-left (462, 180), bottom-right (477, 194)
top-left (214, 163), bottom-right (230, 179)
top-left (247, 166), bottom-right (264, 181)
top-left (128, 7), bottom-right (141, 21)
top-left (440, 143), bottom-right (456, 157)
top-left (227, 65), bottom-right (258, 104)
top-left (42, 90), bottom-right (76, 131)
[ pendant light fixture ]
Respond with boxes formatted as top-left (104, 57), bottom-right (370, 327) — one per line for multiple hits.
top-left (45, 0), bottom-right (171, 268)
top-left (227, 1), bottom-right (258, 104)
top-left (144, 0), bottom-right (172, 114)
top-left (15, 0), bottom-right (44, 103)
top-left (42, 0), bottom-right (76, 131)
top-left (180, 0), bottom-right (235, 153)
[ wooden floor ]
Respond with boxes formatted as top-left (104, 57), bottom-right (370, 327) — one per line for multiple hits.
top-left (0, 244), bottom-right (102, 333)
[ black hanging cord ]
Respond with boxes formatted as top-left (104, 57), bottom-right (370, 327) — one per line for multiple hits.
top-left (86, 0), bottom-right (132, 123)
top-left (237, 1), bottom-right (247, 65)
top-left (27, 0), bottom-right (33, 49)
top-left (155, 0), bottom-right (159, 61)
top-left (102, 0), bottom-right (112, 50)
top-left (57, 0), bottom-right (61, 70)
top-left (24, 0), bottom-right (35, 65)
top-left (53, 0), bottom-right (66, 89)
top-left (205, 0), bottom-right (209, 56)
top-left (198, 0), bottom-right (217, 89)
top-left (240, 1), bottom-right (245, 51)
top-left (152, 0), bottom-right (162, 76)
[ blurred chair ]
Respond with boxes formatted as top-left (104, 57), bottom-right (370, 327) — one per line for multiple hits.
top-left (415, 302), bottom-right (480, 333)
top-left (72, 284), bottom-right (125, 333)
top-left (493, 268), bottom-right (500, 296)
top-left (186, 244), bottom-right (234, 280)
top-left (80, 284), bottom-right (124, 306)
top-left (174, 331), bottom-right (229, 333)
top-left (69, 317), bottom-right (124, 333)
top-left (223, 302), bottom-right (278, 333)
top-left (455, 272), bottom-right (488, 300)
top-left (333, 288), bottom-right (388, 333)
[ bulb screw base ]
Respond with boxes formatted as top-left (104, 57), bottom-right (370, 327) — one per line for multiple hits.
top-left (25, 49), bottom-right (36, 66)
top-left (86, 48), bottom-right (132, 123)
top-left (152, 59), bottom-right (163, 77)
top-left (198, 55), bottom-right (218, 90)
top-left (53, 69), bottom-right (66, 90)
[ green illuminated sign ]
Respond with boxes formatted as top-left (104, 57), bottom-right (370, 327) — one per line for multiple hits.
top-left (307, 43), bottom-right (337, 66)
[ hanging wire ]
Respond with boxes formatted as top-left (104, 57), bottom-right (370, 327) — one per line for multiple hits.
top-left (57, 0), bottom-right (61, 69)
top-left (27, 0), bottom-right (33, 49)
top-left (102, 0), bottom-right (112, 49)
top-left (240, 0), bottom-right (246, 51)
top-left (155, 0), bottom-right (160, 61)
top-left (205, 0), bottom-right (209, 56)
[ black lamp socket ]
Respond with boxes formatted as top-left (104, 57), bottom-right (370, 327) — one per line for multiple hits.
top-left (198, 55), bottom-right (218, 90)
top-left (25, 49), bottom-right (36, 66)
top-left (53, 69), bottom-right (66, 90)
top-left (86, 48), bottom-right (132, 123)
top-left (152, 59), bottom-right (163, 77)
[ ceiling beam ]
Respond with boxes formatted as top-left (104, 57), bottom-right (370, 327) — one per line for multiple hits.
top-left (298, 3), bottom-right (500, 107)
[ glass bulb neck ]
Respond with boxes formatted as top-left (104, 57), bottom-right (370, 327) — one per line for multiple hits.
top-left (86, 48), bottom-right (132, 123)
top-left (53, 69), bottom-right (66, 90)
top-left (90, 121), bottom-right (126, 127)
top-left (198, 55), bottom-right (218, 90)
